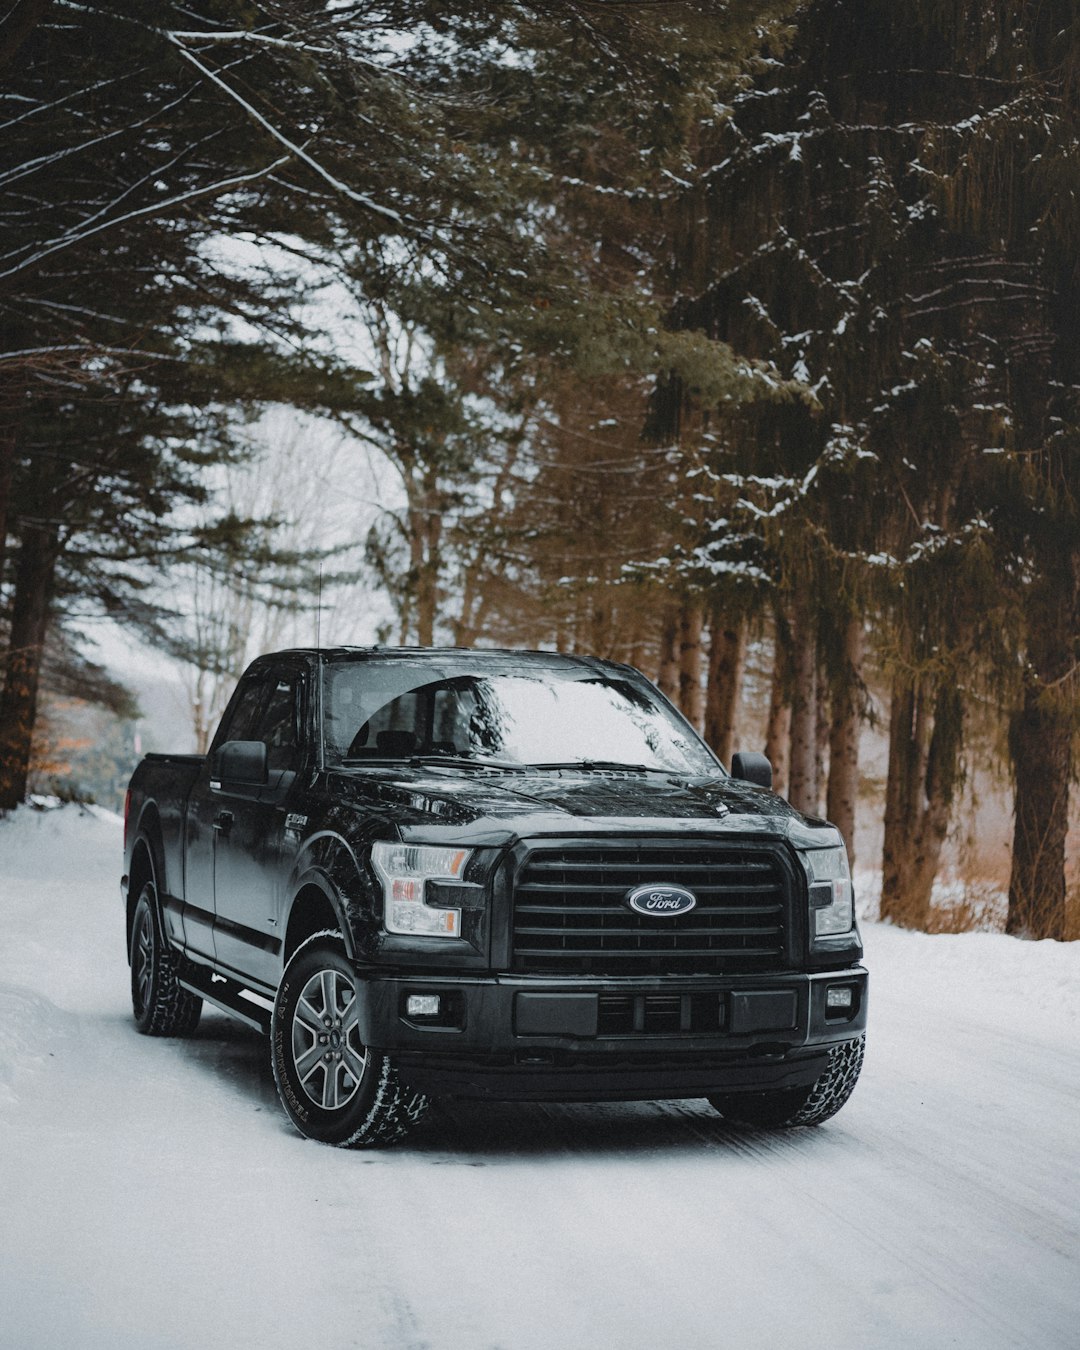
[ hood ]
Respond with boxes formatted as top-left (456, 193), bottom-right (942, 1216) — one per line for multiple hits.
top-left (329, 763), bottom-right (829, 848)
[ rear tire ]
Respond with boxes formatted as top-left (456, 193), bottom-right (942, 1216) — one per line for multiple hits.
top-left (130, 884), bottom-right (202, 1036)
top-left (270, 930), bottom-right (428, 1147)
top-left (708, 1035), bottom-right (865, 1129)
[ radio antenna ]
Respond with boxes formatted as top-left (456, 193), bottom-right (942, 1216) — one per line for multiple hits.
top-left (315, 562), bottom-right (323, 650)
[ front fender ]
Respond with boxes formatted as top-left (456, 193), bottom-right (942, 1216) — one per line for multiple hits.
top-left (288, 831), bottom-right (382, 961)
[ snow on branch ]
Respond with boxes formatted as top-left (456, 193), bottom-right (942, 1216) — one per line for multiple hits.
top-left (45, 1), bottom-right (409, 232)
top-left (166, 29), bottom-right (334, 57)
top-left (165, 37), bottom-right (405, 227)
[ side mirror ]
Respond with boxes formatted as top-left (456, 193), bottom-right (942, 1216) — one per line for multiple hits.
top-left (213, 739), bottom-right (268, 786)
top-left (731, 750), bottom-right (773, 790)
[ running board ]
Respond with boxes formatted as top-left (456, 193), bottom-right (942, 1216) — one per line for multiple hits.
top-left (179, 971), bottom-right (272, 1035)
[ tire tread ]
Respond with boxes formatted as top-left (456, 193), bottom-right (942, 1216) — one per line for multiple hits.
top-left (271, 929), bottom-right (428, 1148)
top-left (132, 889), bottom-right (202, 1037)
top-left (710, 1034), bottom-right (865, 1129)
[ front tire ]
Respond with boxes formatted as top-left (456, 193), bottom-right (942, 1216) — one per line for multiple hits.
top-left (708, 1035), bottom-right (865, 1129)
top-left (130, 884), bottom-right (202, 1036)
top-left (270, 930), bottom-right (428, 1147)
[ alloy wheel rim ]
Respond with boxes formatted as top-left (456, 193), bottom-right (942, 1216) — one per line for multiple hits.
top-left (291, 967), bottom-right (366, 1110)
top-left (133, 902), bottom-right (153, 1015)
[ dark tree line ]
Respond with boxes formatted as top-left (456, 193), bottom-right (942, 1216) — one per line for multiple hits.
top-left (657, 0), bottom-right (1080, 941)
top-left (2, 1), bottom-right (1077, 939)
top-left (383, 0), bottom-right (1080, 940)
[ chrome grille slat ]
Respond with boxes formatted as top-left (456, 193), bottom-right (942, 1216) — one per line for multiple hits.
top-left (523, 860), bottom-right (777, 875)
top-left (514, 925), bottom-right (782, 938)
top-left (516, 880), bottom-right (783, 896)
top-left (515, 903), bottom-right (782, 917)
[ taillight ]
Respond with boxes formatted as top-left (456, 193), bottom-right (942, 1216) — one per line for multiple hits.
top-left (123, 788), bottom-right (131, 851)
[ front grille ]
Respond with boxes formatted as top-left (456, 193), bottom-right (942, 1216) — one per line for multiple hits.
top-left (511, 842), bottom-right (791, 976)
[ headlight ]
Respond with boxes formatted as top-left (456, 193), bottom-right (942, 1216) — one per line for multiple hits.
top-left (798, 835), bottom-right (854, 938)
top-left (371, 842), bottom-right (471, 939)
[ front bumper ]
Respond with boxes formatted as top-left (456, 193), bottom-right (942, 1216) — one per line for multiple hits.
top-left (351, 965), bottom-right (868, 1101)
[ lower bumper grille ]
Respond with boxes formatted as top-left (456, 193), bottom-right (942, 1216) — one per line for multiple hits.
top-left (511, 841), bottom-right (792, 976)
top-left (597, 992), bottom-right (725, 1036)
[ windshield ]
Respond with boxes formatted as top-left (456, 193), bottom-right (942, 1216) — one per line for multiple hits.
top-left (321, 655), bottom-right (719, 776)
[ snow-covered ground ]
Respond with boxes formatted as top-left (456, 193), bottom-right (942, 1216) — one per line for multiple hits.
top-left (1, 805), bottom-right (1078, 1350)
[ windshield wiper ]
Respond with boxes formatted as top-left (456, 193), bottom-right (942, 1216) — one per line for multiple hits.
top-left (341, 752), bottom-right (524, 771)
top-left (410, 752), bottom-right (525, 771)
top-left (527, 759), bottom-right (676, 775)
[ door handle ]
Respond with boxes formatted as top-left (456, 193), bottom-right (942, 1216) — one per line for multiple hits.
top-left (213, 810), bottom-right (234, 834)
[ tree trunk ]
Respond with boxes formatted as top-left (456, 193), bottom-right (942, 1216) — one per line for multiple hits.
top-left (787, 588), bottom-right (818, 815)
top-left (826, 617), bottom-right (864, 866)
top-left (677, 601), bottom-right (704, 728)
top-left (415, 480), bottom-right (442, 647)
top-left (1007, 690), bottom-right (1070, 940)
top-left (880, 675), bottom-right (963, 928)
top-left (591, 596), bottom-right (611, 658)
top-left (882, 677), bottom-right (919, 924)
top-left (574, 588), bottom-right (595, 654)
top-left (1007, 575), bottom-right (1073, 940)
top-left (656, 603), bottom-right (679, 702)
top-left (622, 597), bottom-right (647, 671)
top-left (910, 683), bottom-right (964, 906)
top-left (0, 421), bottom-right (14, 594)
top-left (401, 457), bottom-right (442, 648)
top-left (451, 552), bottom-right (481, 647)
top-left (764, 636), bottom-right (791, 797)
top-left (704, 609), bottom-right (746, 766)
top-left (0, 525), bottom-right (59, 810)
top-left (813, 662), bottom-right (829, 817)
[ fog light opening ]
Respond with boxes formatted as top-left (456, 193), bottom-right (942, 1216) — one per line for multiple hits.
top-left (406, 993), bottom-right (442, 1018)
top-left (825, 985), bottom-right (855, 1017)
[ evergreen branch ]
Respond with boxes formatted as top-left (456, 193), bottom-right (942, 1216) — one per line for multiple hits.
top-left (66, 125), bottom-right (227, 237)
top-left (0, 80), bottom-right (207, 191)
top-left (166, 28), bottom-right (334, 57)
top-left (0, 156), bottom-right (292, 281)
top-left (0, 343), bottom-right (185, 365)
top-left (0, 66), bottom-right (148, 133)
top-left (164, 35), bottom-right (406, 226)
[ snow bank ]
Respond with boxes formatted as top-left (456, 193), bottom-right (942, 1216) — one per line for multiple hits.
top-left (866, 919), bottom-right (1080, 1030)
top-left (0, 800), bottom-right (125, 1016)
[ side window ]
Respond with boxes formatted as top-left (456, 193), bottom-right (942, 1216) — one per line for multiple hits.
top-left (257, 674), bottom-right (302, 772)
top-left (214, 677), bottom-right (268, 748)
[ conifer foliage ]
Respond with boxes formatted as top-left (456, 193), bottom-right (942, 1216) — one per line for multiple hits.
top-left (1, 2), bottom-right (1077, 939)
top-left (656, 0), bottom-right (1080, 938)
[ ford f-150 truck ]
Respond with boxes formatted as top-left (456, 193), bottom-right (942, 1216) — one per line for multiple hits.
top-left (123, 646), bottom-right (867, 1147)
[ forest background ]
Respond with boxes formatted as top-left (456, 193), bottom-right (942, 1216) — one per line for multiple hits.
top-left (1, 0), bottom-right (1078, 941)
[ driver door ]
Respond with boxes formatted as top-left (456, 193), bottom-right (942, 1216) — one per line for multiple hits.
top-left (211, 664), bottom-right (308, 991)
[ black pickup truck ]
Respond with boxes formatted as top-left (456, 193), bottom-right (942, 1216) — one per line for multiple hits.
top-left (123, 646), bottom-right (867, 1147)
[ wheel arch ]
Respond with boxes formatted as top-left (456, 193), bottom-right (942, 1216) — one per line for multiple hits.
top-left (127, 809), bottom-right (164, 959)
top-left (285, 829), bottom-right (382, 965)
top-left (284, 872), bottom-right (355, 965)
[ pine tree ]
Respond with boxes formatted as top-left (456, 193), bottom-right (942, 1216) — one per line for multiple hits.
top-left (656, 0), bottom-right (1080, 927)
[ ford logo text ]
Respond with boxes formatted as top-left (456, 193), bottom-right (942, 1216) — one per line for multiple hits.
top-left (625, 884), bottom-right (697, 917)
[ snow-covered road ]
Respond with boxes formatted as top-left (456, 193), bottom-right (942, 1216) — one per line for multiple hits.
top-left (2, 806), bottom-right (1078, 1350)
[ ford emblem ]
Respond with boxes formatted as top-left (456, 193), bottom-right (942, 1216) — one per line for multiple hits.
top-left (626, 883), bottom-right (697, 917)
